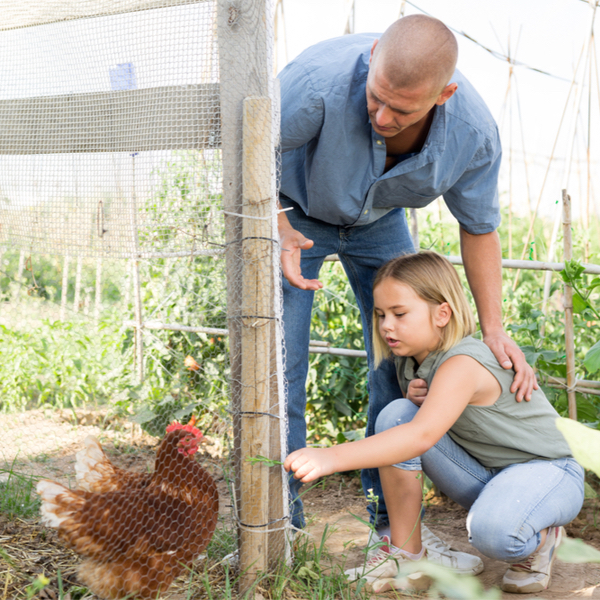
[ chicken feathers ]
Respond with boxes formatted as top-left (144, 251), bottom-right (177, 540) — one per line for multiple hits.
top-left (75, 436), bottom-right (151, 493)
top-left (37, 426), bottom-right (219, 600)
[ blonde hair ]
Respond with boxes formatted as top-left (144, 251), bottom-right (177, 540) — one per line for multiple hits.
top-left (372, 251), bottom-right (476, 368)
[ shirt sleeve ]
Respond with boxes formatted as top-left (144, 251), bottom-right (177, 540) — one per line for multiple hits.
top-left (278, 60), bottom-right (324, 152)
top-left (442, 126), bottom-right (502, 235)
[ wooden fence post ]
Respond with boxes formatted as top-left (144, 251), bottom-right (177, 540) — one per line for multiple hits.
top-left (562, 189), bottom-right (577, 420)
top-left (239, 95), bottom-right (273, 590)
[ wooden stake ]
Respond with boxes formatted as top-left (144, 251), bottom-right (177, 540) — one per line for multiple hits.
top-left (410, 208), bottom-right (419, 250)
top-left (129, 153), bottom-right (144, 383)
top-left (73, 255), bottom-right (83, 313)
top-left (13, 250), bottom-right (25, 303)
top-left (239, 96), bottom-right (273, 587)
top-left (562, 190), bottom-right (577, 420)
top-left (60, 254), bottom-right (70, 321)
top-left (94, 257), bottom-right (102, 323)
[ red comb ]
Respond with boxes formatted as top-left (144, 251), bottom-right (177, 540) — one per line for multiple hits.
top-left (166, 416), bottom-right (202, 439)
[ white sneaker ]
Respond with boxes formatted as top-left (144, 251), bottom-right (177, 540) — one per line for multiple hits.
top-left (367, 524), bottom-right (484, 575)
top-left (345, 536), bottom-right (431, 594)
top-left (501, 526), bottom-right (565, 594)
top-left (421, 524), bottom-right (484, 575)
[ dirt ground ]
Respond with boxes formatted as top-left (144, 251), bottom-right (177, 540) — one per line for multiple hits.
top-left (302, 474), bottom-right (600, 599)
top-left (2, 410), bottom-right (600, 599)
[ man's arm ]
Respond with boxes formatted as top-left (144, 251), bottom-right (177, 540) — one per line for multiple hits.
top-left (459, 227), bottom-right (537, 401)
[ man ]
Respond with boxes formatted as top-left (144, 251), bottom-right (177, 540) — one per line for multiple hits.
top-left (278, 15), bottom-right (536, 572)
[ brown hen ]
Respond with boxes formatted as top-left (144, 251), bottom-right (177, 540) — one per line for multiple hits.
top-left (37, 424), bottom-right (219, 600)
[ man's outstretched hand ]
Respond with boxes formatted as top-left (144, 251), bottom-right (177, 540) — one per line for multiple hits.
top-left (278, 211), bottom-right (323, 291)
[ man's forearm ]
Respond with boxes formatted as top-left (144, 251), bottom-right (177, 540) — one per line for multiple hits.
top-left (459, 228), bottom-right (503, 335)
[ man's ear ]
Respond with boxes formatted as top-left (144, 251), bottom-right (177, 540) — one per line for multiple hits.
top-left (435, 82), bottom-right (458, 106)
top-left (369, 39), bottom-right (379, 65)
top-left (434, 302), bottom-right (452, 328)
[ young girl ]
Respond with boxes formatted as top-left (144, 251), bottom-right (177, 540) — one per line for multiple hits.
top-left (284, 251), bottom-right (584, 595)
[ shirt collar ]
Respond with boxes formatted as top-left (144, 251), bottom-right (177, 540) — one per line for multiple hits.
top-left (402, 350), bottom-right (442, 383)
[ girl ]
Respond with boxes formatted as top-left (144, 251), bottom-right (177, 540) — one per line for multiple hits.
top-left (284, 251), bottom-right (584, 595)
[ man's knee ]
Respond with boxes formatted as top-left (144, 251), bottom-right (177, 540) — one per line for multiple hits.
top-left (374, 398), bottom-right (418, 435)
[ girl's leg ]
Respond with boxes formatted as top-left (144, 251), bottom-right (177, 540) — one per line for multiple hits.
top-left (377, 399), bottom-right (499, 511)
top-left (466, 457), bottom-right (584, 562)
top-left (375, 398), bottom-right (495, 572)
top-left (379, 466), bottom-right (423, 554)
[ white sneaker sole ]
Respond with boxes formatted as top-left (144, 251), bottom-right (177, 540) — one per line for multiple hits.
top-left (369, 572), bottom-right (432, 594)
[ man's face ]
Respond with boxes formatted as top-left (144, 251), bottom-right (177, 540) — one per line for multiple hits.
top-left (366, 42), bottom-right (457, 138)
top-left (366, 70), bottom-right (438, 137)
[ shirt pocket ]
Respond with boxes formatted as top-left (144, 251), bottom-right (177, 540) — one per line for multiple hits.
top-left (371, 180), bottom-right (440, 209)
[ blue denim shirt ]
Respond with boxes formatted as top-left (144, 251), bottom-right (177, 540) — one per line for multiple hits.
top-left (278, 33), bottom-right (502, 234)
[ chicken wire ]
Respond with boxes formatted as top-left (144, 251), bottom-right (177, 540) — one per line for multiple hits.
top-left (0, 1), bottom-right (289, 598)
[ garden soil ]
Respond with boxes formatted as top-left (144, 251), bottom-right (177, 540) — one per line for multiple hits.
top-left (2, 410), bottom-right (600, 599)
top-left (303, 474), bottom-right (600, 599)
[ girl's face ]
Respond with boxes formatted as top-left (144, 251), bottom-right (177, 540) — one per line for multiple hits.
top-left (373, 277), bottom-right (451, 364)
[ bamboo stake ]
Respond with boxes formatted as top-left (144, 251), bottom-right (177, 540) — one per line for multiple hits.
top-left (410, 208), bottom-right (419, 249)
top-left (562, 190), bottom-right (577, 420)
top-left (13, 250), bottom-right (25, 303)
top-left (60, 255), bottom-right (70, 321)
top-left (239, 96), bottom-right (273, 589)
top-left (130, 153), bottom-right (144, 383)
top-left (94, 257), bottom-right (102, 323)
top-left (73, 255), bottom-right (83, 313)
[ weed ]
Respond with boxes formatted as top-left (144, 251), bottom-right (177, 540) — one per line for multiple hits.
top-left (0, 468), bottom-right (41, 518)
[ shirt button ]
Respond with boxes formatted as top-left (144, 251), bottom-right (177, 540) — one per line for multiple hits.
top-left (376, 140), bottom-right (383, 145)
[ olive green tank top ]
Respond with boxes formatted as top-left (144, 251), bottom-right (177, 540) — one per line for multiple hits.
top-left (395, 336), bottom-right (572, 468)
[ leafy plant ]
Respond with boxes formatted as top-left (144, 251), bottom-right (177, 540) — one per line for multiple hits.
top-left (555, 417), bottom-right (600, 564)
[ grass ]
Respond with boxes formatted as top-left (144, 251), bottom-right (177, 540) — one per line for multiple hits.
top-left (0, 467), bottom-right (41, 518)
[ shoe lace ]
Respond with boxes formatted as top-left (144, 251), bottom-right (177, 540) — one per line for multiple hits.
top-left (510, 558), bottom-right (533, 572)
top-left (367, 550), bottom-right (392, 568)
top-left (421, 527), bottom-right (452, 554)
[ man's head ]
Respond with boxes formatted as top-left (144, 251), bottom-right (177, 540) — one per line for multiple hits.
top-left (367, 15), bottom-right (458, 138)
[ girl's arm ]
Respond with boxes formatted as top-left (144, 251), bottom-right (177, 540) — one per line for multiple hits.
top-left (284, 355), bottom-right (485, 482)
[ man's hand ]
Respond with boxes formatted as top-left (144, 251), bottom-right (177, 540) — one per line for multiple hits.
top-left (483, 329), bottom-right (537, 402)
top-left (407, 378), bottom-right (428, 406)
top-left (284, 447), bottom-right (336, 483)
top-left (278, 209), bottom-right (323, 291)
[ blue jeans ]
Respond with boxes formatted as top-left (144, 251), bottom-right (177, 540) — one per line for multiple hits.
top-left (375, 399), bottom-right (585, 561)
top-left (281, 198), bottom-right (414, 528)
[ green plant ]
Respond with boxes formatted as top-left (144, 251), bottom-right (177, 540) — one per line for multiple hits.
top-left (0, 468), bottom-right (41, 518)
top-left (555, 418), bottom-right (600, 564)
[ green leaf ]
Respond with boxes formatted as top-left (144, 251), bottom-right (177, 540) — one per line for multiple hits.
top-left (572, 292), bottom-right (590, 314)
top-left (584, 341), bottom-right (600, 374)
top-left (576, 396), bottom-right (600, 422)
top-left (130, 407), bottom-right (156, 424)
top-left (556, 537), bottom-right (600, 563)
top-left (246, 455), bottom-right (284, 467)
top-left (339, 428), bottom-right (366, 442)
top-left (398, 561), bottom-right (501, 599)
top-left (555, 417), bottom-right (600, 476)
top-left (584, 481), bottom-right (598, 499)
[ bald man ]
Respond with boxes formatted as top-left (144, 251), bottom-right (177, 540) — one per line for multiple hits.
top-left (278, 15), bottom-right (536, 571)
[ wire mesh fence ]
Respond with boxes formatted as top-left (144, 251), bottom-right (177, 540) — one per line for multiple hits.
top-left (0, 1), bottom-right (288, 598)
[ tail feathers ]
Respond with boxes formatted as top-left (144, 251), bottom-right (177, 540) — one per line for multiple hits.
top-left (36, 479), bottom-right (82, 528)
top-left (75, 436), bottom-right (115, 491)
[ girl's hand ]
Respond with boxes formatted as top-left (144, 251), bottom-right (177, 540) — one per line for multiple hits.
top-left (407, 378), bottom-right (428, 406)
top-left (284, 447), bottom-right (337, 483)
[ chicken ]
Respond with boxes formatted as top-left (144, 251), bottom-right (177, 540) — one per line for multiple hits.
top-left (75, 435), bottom-right (152, 493)
top-left (75, 418), bottom-right (202, 493)
top-left (36, 422), bottom-right (219, 600)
